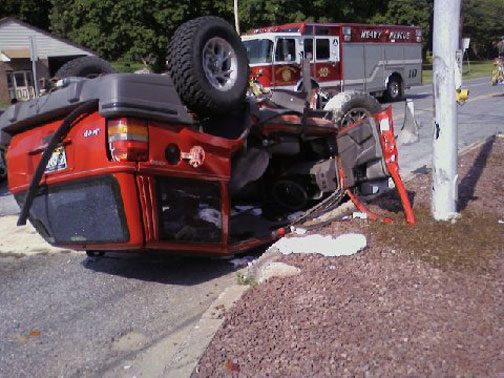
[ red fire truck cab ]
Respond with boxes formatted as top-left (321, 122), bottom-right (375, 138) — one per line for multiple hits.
top-left (242, 23), bottom-right (423, 100)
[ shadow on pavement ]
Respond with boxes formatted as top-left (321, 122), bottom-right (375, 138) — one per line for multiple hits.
top-left (458, 136), bottom-right (495, 211)
top-left (379, 93), bottom-right (430, 105)
top-left (0, 181), bottom-right (10, 197)
top-left (81, 247), bottom-right (266, 285)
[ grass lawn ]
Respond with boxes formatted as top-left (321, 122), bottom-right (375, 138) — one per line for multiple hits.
top-left (422, 60), bottom-right (493, 85)
top-left (0, 101), bottom-right (11, 111)
top-left (111, 61), bottom-right (146, 73)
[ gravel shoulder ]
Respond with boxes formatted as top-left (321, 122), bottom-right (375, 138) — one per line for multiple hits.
top-left (193, 135), bottom-right (504, 377)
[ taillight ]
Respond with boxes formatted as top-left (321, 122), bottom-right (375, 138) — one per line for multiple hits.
top-left (107, 118), bottom-right (148, 162)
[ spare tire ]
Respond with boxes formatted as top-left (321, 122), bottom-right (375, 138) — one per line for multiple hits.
top-left (167, 16), bottom-right (249, 116)
top-left (324, 91), bottom-right (382, 128)
top-left (55, 56), bottom-right (116, 79)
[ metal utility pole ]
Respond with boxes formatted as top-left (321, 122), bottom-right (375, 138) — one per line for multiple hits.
top-left (431, 0), bottom-right (462, 221)
top-left (29, 36), bottom-right (40, 98)
top-left (233, 0), bottom-right (240, 35)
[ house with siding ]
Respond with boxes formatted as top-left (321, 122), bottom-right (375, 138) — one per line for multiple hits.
top-left (0, 17), bottom-right (97, 104)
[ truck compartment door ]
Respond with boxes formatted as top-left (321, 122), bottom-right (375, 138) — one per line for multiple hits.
top-left (364, 45), bottom-right (385, 92)
top-left (403, 44), bottom-right (422, 86)
top-left (342, 44), bottom-right (365, 91)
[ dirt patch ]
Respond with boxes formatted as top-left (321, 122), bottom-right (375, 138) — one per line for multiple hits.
top-left (193, 136), bottom-right (504, 377)
top-left (0, 215), bottom-right (68, 256)
top-left (111, 331), bottom-right (148, 352)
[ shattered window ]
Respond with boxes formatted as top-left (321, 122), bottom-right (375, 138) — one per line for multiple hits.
top-left (157, 177), bottom-right (222, 243)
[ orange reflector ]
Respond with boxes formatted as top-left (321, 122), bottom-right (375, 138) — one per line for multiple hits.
top-left (107, 118), bottom-right (148, 161)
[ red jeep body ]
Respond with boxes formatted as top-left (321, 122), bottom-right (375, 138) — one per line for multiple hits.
top-left (2, 74), bottom-right (352, 256)
top-left (1, 72), bottom-right (412, 256)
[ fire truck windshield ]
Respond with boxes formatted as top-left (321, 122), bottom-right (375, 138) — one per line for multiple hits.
top-left (243, 39), bottom-right (274, 64)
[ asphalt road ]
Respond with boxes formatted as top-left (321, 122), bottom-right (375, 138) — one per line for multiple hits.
top-left (0, 252), bottom-right (238, 378)
top-left (391, 76), bottom-right (504, 175)
top-left (0, 76), bottom-right (503, 378)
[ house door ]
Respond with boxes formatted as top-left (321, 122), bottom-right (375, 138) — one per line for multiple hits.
top-left (6, 70), bottom-right (36, 101)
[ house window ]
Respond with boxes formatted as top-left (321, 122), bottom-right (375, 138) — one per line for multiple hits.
top-left (6, 71), bottom-right (15, 99)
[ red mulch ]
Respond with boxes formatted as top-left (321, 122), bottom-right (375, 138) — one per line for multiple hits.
top-left (193, 136), bottom-right (504, 377)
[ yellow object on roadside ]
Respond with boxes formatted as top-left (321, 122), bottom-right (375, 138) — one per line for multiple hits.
top-left (456, 88), bottom-right (469, 105)
top-left (491, 58), bottom-right (504, 85)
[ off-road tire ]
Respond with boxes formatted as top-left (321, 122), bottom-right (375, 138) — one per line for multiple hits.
top-left (324, 90), bottom-right (382, 128)
top-left (385, 75), bottom-right (403, 101)
top-left (55, 56), bottom-right (116, 79)
top-left (167, 16), bottom-right (249, 116)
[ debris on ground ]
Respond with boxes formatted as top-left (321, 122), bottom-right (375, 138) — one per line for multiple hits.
top-left (257, 262), bottom-right (301, 283)
top-left (233, 206), bottom-right (263, 216)
top-left (290, 226), bottom-right (307, 235)
top-left (352, 211), bottom-right (368, 219)
top-left (228, 256), bottom-right (256, 268)
top-left (272, 233), bottom-right (367, 257)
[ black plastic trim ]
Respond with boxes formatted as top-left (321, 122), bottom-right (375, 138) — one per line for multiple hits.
top-left (101, 102), bottom-right (178, 115)
top-left (14, 175), bottom-right (130, 245)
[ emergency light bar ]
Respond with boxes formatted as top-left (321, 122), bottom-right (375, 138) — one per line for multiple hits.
top-left (342, 26), bottom-right (352, 42)
top-left (416, 29), bottom-right (422, 42)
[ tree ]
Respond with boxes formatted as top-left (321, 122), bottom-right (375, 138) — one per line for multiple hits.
top-left (48, 0), bottom-right (391, 68)
top-left (369, 0), bottom-right (433, 52)
top-left (462, 0), bottom-right (504, 59)
top-left (238, 0), bottom-right (390, 32)
top-left (49, 0), bottom-right (236, 70)
top-left (0, 0), bottom-right (52, 30)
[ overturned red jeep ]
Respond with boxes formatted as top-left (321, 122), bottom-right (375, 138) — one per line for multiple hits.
top-left (0, 17), bottom-right (413, 257)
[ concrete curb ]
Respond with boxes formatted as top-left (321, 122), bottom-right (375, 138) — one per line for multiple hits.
top-left (164, 284), bottom-right (249, 377)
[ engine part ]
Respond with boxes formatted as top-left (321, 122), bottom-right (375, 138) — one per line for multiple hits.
top-left (310, 159), bottom-right (339, 193)
top-left (336, 116), bottom-right (388, 188)
top-left (272, 179), bottom-right (309, 210)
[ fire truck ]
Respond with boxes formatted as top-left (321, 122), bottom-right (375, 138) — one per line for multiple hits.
top-left (242, 22), bottom-right (423, 100)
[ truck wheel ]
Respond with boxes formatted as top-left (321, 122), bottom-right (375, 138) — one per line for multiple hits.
top-left (167, 16), bottom-right (249, 116)
top-left (55, 56), bottom-right (116, 79)
top-left (324, 91), bottom-right (382, 128)
top-left (385, 75), bottom-right (403, 101)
